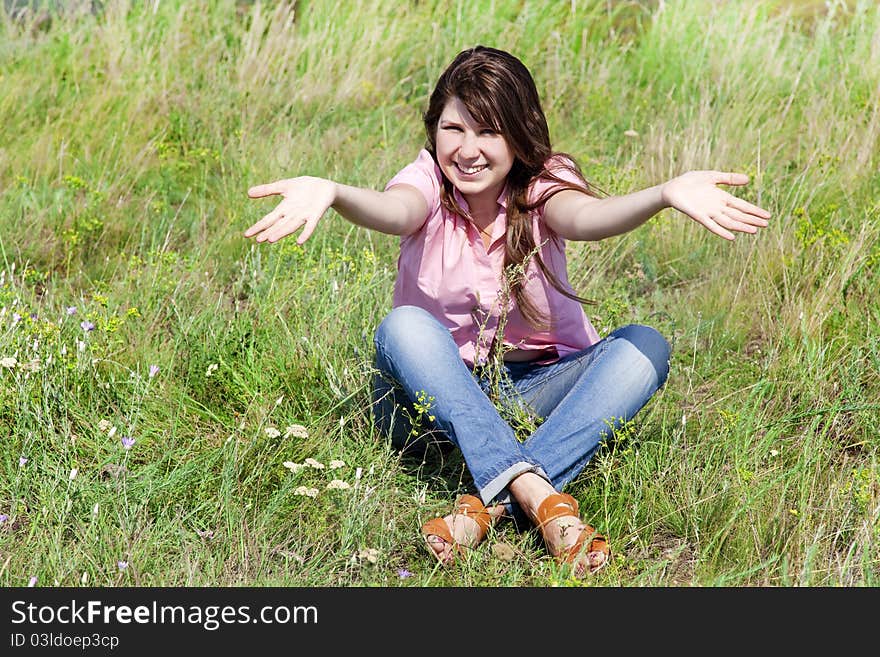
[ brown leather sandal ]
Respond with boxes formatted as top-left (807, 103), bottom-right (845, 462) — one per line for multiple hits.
top-left (421, 494), bottom-right (493, 565)
top-left (535, 492), bottom-right (611, 575)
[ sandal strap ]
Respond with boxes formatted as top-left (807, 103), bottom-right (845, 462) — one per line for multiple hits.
top-left (420, 517), bottom-right (454, 545)
top-left (560, 525), bottom-right (611, 564)
top-left (454, 494), bottom-right (492, 537)
top-left (420, 494), bottom-right (492, 548)
top-left (534, 492), bottom-right (579, 528)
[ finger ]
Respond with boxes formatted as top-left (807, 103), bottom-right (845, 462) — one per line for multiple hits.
top-left (694, 213), bottom-right (735, 241)
top-left (266, 216), bottom-right (307, 243)
top-left (296, 217), bottom-right (319, 245)
top-left (247, 181), bottom-right (285, 198)
top-left (712, 172), bottom-right (750, 186)
top-left (726, 195), bottom-right (771, 220)
top-left (723, 205), bottom-right (768, 228)
top-left (712, 211), bottom-right (756, 235)
top-left (243, 210), bottom-right (284, 238)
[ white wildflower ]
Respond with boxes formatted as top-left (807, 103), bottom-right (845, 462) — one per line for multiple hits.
top-left (293, 486), bottom-right (319, 498)
top-left (329, 459), bottom-right (345, 470)
top-left (69, 468), bottom-right (78, 481)
top-left (304, 458), bottom-right (324, 470)
top-left (0, 356), bottom-right (16, 368)
top-left (107, 425), bottom-right (117, 438)
top-left (265, 427), bottom-right (281, 438)
top-left (326, 479), bottom-right (351, 490)
top-left (284, 424), bottom-right (309, 439)
top-left (282, 461), bottom-right (305, 474)
top-left (98, 419), bottom-right (112, 432)
top-left (205, 363), bottom-right (219, 377)
top-left (356, 548), bottom-right (379, 564)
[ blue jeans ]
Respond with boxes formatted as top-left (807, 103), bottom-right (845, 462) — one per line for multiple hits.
top-left (372, 305), bottom-right (670, 525)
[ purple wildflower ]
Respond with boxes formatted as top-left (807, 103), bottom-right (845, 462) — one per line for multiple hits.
top-left (0, 514), bottom-right (8, 524)
top-left (149, 364), bottom-right (159, 378)
top-left (80, 320), bottom-right (95, 332)
top-left (121, 436), bottom-right (135, 450)
top-left (11, 312), bottom-right (21, 324)
top-left (18, 456), bottom-right (27, 467)
top-left (27, 576), bottom-right (36, 587)
top-left (118, 561), bottom-right (128, 570)
top-left (397, 568), bottom-right (413, 579)
top-left (66, 306), bottom-right (77, 315)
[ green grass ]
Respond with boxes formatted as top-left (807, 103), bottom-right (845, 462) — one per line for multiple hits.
top-left (0, 0), bottom-right (877, 587)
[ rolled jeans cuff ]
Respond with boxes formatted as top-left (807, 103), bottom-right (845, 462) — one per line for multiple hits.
top-left (479, 462), bottom-right (550, 507)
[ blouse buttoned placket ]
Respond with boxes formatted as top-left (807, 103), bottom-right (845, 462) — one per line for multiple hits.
top-left (454, 188), bottom-right (509, 363)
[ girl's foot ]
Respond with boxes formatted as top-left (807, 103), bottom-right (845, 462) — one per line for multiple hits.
top-left (423, 498), bottom-right (506, 565)
top-left (509, 473), bottom-right (609, 575)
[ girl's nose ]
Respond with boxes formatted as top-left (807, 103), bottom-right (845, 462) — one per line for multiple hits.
top-left (458, 132), bottom-right (480, 160)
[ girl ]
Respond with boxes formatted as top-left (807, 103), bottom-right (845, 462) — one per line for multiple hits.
top-left (244, 46), bottom-right (770, 576)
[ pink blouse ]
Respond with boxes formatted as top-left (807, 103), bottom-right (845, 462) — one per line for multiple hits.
top-left (385, 149), bottom-right (600, 367)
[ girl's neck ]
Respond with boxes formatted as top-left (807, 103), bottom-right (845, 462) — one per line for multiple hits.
top-left (461, 186), bottom-right (505, 219)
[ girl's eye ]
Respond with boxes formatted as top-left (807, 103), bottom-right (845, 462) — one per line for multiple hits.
top-left (441, 125), bottom-right (462, 132)
top-left (480, 129), bottom-right (497, 136)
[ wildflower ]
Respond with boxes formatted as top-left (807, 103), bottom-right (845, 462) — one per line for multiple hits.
top-left (355, 467), bottom-right (363, 480)
top-left (0, 356), bottom-right (16, 368)
top-left (284, 424), bottom-right (309, 439)
top-left (12, 312), bottom-right (21, 324)
top-left (149, 364), bottom-right (159, 378)
top-left (282, 461), bottom-right (305, 473)
top-left (118, 561), bottom-right (128, 570)
top-left (304, 457), bottom-right (324, 470)
top-left (66, 306), bottom-right (77, 315)
top-left (80, 320), bottom-right (95, 332)
top-left (769, 449), bottom-right (780, 457)
top-left (205, 363), bottom-right (219, 377)
top-left (397, 568), bottom-right (413, 579)
top-left (357, 548), bottom-right (379, 564)
top-left (329, 459), bottom-right (346, 470)
top-left (0, 514), bottom-right (7, 524)
top-left (293, 486), bottom-right (319, 498)
top-left (326, 479), bottom-right (351, 490)
top-left (28, 576), bottom-right (36, 587)
top-left (69, 468), bottom-right (78, 480)
top-left (107, 425), bottom-right (117, 439)
top-left (265, 427), bottom-right (281, 438)
top-left (121, 436), bottom-right (135, 450)
top-left (18, 456), bottom-right (27, 467)
top-left (98, 419), bottom-right (112, 432)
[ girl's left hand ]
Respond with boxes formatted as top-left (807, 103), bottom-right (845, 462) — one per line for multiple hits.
top-left (661, 171), bottom-right (771, 240)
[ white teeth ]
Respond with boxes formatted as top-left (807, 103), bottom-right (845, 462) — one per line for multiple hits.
top-left (457, 163), bottom-right (487, 174)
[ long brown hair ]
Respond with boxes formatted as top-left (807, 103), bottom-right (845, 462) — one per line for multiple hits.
top-left (423, 45), bottom-right (598, 329)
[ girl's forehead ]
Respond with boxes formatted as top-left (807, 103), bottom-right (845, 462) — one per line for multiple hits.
top-left (440, 96), bottom-right (489, 126)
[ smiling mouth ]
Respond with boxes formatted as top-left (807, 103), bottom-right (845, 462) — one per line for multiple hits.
top-left (455, 163), bottom-right (488, 175)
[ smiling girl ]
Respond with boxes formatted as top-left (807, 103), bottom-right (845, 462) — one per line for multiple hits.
top-left (244, 46), bottom-right (770, 576)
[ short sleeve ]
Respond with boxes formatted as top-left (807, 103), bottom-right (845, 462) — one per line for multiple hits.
top-left (528, 155), bottom-right (589, 205)
top-left (384, 149), bottom-right (442, 216)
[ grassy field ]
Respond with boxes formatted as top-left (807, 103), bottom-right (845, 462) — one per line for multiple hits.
top-left (0, 0), bottom-right (877, 587)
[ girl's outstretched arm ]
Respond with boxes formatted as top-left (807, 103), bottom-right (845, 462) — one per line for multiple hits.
top-left (543, 170), bottom-right (771, 242)
top-left (244, 176), bottom-right (427, 245)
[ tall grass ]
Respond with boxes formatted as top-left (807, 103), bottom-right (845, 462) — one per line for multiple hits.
top-left (0, 0), bottom-right (877, 586)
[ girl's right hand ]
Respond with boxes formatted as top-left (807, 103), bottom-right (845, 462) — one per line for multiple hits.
top-left (244, 176), bottom-right (337, 245)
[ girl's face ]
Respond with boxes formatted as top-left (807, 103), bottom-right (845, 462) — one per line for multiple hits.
top-left (435, 96), bottom-right (514, 209)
